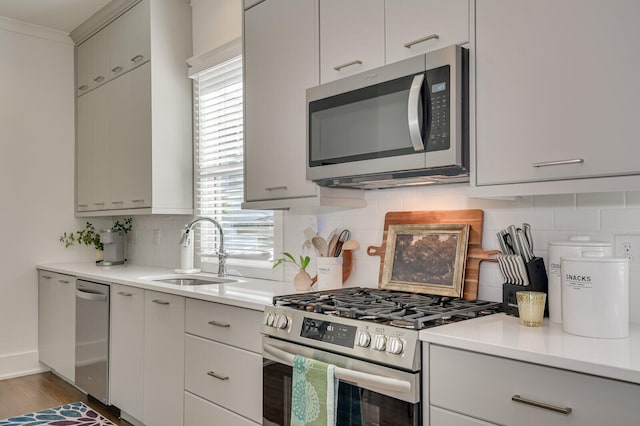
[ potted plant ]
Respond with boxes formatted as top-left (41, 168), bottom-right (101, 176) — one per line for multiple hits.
top-left (273, 252), bottom-right (313, 291)
top-left (60, 218), bottom-right (133, 263)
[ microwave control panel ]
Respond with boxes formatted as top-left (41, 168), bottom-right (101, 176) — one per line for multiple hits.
top-left (425, 65), bottom-right (450, 152)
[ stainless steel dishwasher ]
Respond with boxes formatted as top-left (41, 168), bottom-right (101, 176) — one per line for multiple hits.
top-left (75, 279), bottom-right (110, 404)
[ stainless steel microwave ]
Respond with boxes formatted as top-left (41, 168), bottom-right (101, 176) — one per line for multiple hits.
top-left (306, 45), bottom-right (469, 189)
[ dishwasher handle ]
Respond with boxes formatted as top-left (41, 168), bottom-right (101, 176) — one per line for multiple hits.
top-left (263, 342), bottom-right (411, 394)
top-left (76, 288), bottom-right (108, 302)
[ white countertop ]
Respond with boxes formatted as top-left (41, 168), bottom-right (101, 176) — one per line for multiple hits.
top-left (420, 313), bottom-right (640, 385)
top-left (37, 262), bottom-right (302, 311)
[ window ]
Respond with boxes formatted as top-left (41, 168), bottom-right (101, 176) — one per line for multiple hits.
top-left (191, 42), bottom-right (280, 278)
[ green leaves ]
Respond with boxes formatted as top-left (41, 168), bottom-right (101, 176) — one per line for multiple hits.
top-left (272, 252), bottom-right (311, 270)
top-left (59, 217), bottom-right (133, 251)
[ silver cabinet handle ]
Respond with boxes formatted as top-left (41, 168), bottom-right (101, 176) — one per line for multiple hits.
top-left (93, 202), bottom-right (105, 206)
top-left (93, 76), bottom-right (105, 82)
top-left (78, 85), bottom-right (88, 91)
top-left (112, 66), bottom-right (123, 73)
top-left (404, 33), bottom-right (439, 48)
top-left (42, 275), bottom-right (52, 280)
top-left (511, 395), bottom-right (572, 415)
top-left (407, 74), bottom-right (425, 152)
top-left (131, 199), bottom-right (144, 203)
top-left (131, 54), bottom-right (144, 63)
top-left (59, 280), bottom-right (70, 284)
top-left (265, 186), bottom-right (287, 191)
top-left (532, 158), bottom-right (584, 168)
top-left (208, 320), bottom-right (231, 328)
top-left (112, 201), bottom-right (124, 204)
top-left (207, 371), bottom-right (229, 381)
top-left (118, 291), bottom-right (133, 297)
top-left (333, 59), bottom-right (362, 71)
top-left (152, 299), bottom-right (170, 305)
top-left (78, 204), bottom-right (88, 208)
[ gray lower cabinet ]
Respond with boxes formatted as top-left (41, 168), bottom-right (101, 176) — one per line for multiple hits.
top-left (38, 270), bottom-right (76, 382)
top-left (428, 345), bottom-right (640, 426)
top-left (183, 298), bottom-right (263, 425)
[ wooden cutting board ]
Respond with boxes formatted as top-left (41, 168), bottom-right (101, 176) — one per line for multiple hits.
top-left (367, 209), bottom-right (499, 300)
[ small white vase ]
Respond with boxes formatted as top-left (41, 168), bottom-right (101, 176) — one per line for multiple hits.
top-left (293, 268), bottom-right (312, 291)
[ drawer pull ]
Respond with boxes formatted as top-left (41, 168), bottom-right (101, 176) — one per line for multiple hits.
top-left (131, 199), bottom-right (145, 203)
top-left (152, 299), bottom-right (170, 305)
top-left (404, 33), bottom-right (439, 48)
top-left (532, 158), bottom-right (584, 168)
top-left (207, 371), bottom-right (229, 381)
top-left (265, 186), bottom-right (287, 191)
top-left (131, 54), bottom-right (144, 63)
top-left (42, 275), bottom-right (52, 280)
top-left (511, 395), bottom-right (572, 415)
top-left (118, 291), bottom-right (133, 297)
top-left (333, 59), bottom-right (363, 71)
top-left (112, 66), bottom-right (123, 73)
top-left (78, 85), bottom-right (88, 91)
top-left (208, 320), bottom-right (231, 328)
top-left (78, 204), bottom-right (89, 208)
top-left (59, 280), bottom-right (70, 284)
top-left (93, 76), bottom-right (105, 82)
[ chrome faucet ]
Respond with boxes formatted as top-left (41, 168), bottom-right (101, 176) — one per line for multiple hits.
top-left (179, 217), bottom-right (227, 277)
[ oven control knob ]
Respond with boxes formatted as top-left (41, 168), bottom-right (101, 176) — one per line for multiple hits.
top-left (265, 313), bottom-right (275, 327)
top-left (386, 337), bottom-right (404, 355)
top-left (356, 331), bottom-right (371, 348)
top-left (275, 314), bottom-right (289, 329)
top-left (372, 334), bottom-right (387, 351)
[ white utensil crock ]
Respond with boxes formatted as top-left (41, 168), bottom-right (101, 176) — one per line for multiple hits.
top-left (561, 255), bottom-right (629, 338)
top-left (316, 257), bottom-right (343, 291)
top-left (547, 237), bottom-right (612, 323)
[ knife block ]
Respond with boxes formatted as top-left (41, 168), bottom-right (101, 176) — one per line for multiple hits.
top-left (502, 257), bottom-right (549, 317)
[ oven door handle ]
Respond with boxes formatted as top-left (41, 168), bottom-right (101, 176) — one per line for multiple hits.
top-left (407, 73), bottom-right (425, 152)
top-left (263, 342), bottom-right (412, 394)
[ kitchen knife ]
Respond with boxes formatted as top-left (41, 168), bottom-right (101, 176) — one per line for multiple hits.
top-left (516, 229), bottom-right (533, 263)
top-left (508, 225), bottom-right (521, 256)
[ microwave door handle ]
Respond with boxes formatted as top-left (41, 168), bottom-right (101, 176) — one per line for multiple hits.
top-left (407, 73), bottom-right (426, 152)
top-left (263, 342), bottom-right (411, 394)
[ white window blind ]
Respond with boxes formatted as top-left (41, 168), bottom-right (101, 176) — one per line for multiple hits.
top-left (193, 55), bottom-right (274, 265)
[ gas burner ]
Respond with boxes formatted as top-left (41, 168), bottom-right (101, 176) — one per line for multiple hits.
top-left (272, 287), bottom-right (501, 330)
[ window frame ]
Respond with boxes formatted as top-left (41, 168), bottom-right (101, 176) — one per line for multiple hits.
top-left (188, 38), bottom-right (283, 281)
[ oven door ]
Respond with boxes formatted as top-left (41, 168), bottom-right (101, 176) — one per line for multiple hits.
top-left (263, 336), bottom-right (420, 426)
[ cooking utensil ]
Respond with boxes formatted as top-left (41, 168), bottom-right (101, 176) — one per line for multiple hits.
top-left (342, 240), bottom-right (360, 251)
top-left (516, 229), bottom-right (533, 263)
top-left (507, 225), bottom-right (521, 256)
top-left (304, 227), bottom-right (316, 242)
top-left (311, 236), bottom-right (328, 257)
top-left (333, 230), bottom-right (351, 257)
top-left (327, 233), bottom-right (339, 258)
top-left (497, 230), bottom-right (509, 253)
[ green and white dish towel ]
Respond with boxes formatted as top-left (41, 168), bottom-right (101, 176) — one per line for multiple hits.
top-left (290, 355), bottom-right (338, 426)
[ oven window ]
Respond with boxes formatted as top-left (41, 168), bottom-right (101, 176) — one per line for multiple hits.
top-left (263, 361), bottom-right (420, 426)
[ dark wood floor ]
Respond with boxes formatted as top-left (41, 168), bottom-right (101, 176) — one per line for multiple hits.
top-left (0, 372), bottom-right (130, 425)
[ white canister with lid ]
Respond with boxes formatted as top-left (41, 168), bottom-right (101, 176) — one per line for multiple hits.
top-left (561, 254), bottom-right (629, 338)
top-left (547, 236), bottom-right (612, 323)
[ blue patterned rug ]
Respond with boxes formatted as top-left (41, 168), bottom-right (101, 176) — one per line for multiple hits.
top-left (0, 402), bottom-right (115, 425)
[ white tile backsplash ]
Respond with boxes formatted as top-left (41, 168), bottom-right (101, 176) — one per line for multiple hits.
top-left (127, 186), bottom-right (640, 318)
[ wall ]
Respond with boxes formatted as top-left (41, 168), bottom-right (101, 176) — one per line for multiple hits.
top-left (0, 18), bottom-right (103, 379)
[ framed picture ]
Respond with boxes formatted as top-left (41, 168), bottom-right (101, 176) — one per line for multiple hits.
top-left (381, 223), bottom-right (470, 296)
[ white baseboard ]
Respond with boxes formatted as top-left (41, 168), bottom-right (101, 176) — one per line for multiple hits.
top-left (0, 351), bottom-right (49, 380)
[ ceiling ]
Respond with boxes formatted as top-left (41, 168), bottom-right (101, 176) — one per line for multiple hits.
top-left (0, 0), bottom-right (111, 33)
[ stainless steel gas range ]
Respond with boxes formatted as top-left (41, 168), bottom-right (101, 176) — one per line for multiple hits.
top-left (261, 287), bottom-right (501, 426)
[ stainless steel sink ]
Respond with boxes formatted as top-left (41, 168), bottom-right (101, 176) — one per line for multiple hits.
top-left (140, 274), bottom-right (238, 286)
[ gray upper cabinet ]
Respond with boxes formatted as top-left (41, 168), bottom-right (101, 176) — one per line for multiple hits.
top-left (385, 0), bottom-right (469, 64)
top-left (319, 0), bottom-right (385, 83)
top-left (243, 0), bottom-right (365, 209)
top-left (472, 0), bottom-right (640, 196)
top-left (75, 0), bottom-right (193, 216)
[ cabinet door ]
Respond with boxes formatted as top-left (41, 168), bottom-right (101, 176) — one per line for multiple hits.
top-left (475, 0), bottom-right (640, 186)
top-left (109, 62), bottom-right (152, 209)
top-left (76, 40), bottom-right (92, 96)
top-left (385, 0), bottom-right (469, 64)
top-left (109, 0), bottom-right (151, 78)
top-left (87, 28), bottom-right (110, 91)
top-left (110, 284), bottom-right (144, 422)
top-left (431, 407), bottom-right (496, 426)
top-left (319, 0), bottom-right (384, 83)
top-left (144, 290), bottom-right (185, 426)
top-left (244, 0), bottom-right (319, 202)
top-left (38, 272), bottom-right (75, 382)
top-left (77, 85), bottom-right (110, 212)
